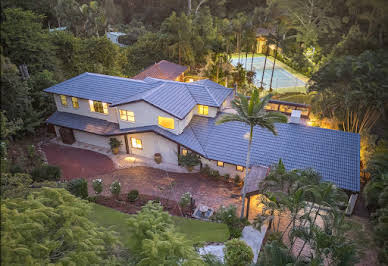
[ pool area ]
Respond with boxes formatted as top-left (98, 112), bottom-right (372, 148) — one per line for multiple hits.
top-left (231, 57), bottom-right (306, 90)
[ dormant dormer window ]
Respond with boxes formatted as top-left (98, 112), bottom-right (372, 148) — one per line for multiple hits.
top-left (119, 110), bottom-right (135, 122)
top-left (198, 105), bottom-right (208, 115)
top-left (158, 116), bottom-right (174, 129)
top-left (89, 100), bottom-right (108, 114)
top-left (60, 95), bottom-right (68, 107)
top-left (72, 97), bottom-right (79, 109)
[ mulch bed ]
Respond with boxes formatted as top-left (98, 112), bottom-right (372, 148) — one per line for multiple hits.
top-left (95, 193), bottom-right (193, 217)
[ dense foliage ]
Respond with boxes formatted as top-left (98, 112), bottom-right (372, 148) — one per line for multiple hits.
top-left (66, 178), bottom-right (88, 199)
top-left (363, 141), bottom-right (388, 263)
top-left (30, 164), bottom-right (61, 182)
top-left (223, 238), bottom-right (254, 266)
top-left (254, 159), bottom-right (358, 265)
top-left (1, 188), bottom-right (120, 264)
top-left (127, 201), bottom-right (203, 265)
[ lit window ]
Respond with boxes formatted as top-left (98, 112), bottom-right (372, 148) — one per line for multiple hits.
top-left (236, 165), bottom-right (244, 172)
top-left (89, 100), bottom-right (108, 114)
top-left (217, 161), bottom-right (224, 167)
top-left (72, 97), bottom-right (79, 109)
top-left (119, 110), bottom-right (135, 122)
top-left (131, 137), bottom-right (142, 149)
top-left (182, 149), bottom-right (188, 156)
top-left (198, 105), bottom-right (209, 115)
top-left (60, 95), bottom-right (67, 106)
top-left (158, 116), bottom-right (174, 129)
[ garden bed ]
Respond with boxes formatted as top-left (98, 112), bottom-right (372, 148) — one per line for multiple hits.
top-left (95, 193), bottom-right (193, 217)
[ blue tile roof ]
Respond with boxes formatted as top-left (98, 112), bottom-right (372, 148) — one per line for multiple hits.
top-left (44, 73), bottom-right (233, 119)
top-left (47, 111), bottom-right (360, 191)
top-left (44, 73), bottom-right (152, 103)
top-left (188, 115), bottom-right (360, 192)
top-left (47, 111), bottom-right (205, 156)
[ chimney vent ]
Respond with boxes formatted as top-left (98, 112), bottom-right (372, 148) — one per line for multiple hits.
top-left (289, 110), bottom-right (302, 124)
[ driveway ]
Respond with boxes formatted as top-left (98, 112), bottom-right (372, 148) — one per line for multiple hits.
top-left (42, 143), bottom-right (115, 179)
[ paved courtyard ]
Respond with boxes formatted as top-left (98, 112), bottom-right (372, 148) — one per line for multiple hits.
top-left (42, 142), bottom-right (270, 218)
top-left (42, 143), bottom-right (115, 179)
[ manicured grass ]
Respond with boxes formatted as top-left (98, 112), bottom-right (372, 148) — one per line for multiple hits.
top-left (89, 203), bottom-right (229, 249)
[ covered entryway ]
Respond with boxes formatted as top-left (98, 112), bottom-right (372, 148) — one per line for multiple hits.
top-left (58, 127), bottom-right (75, 144)
top-left (242, 165), bottom-right (270, 219)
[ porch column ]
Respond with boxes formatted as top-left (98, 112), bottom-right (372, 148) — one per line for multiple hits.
top-left (246, 195), bottom-right (251, 219)
top-left (177, 144), bottom-right (181, 165)
top-left (124, 134), bottom-right (129, 154)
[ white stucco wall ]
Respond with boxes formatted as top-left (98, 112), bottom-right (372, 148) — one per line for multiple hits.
top-left (193, 105), bottom-right (218, 118)
top-left (127, 132), bottom-right (179, 164)
top-left (73, 131), bottom-right (126, 153)
top-left (53, 94), bottom-right (118, 123)
top-left (117, 101), bottom-right (192, 135)
top-left (201, 158), bottom-right (246, 180)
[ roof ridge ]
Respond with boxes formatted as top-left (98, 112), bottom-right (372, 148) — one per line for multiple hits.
top-left (187, 123), bottom-right (208, 157)
top-left (84, 72), bottom-right (147, 83)
top-left (204, 86), bottom-right (219, 105)
top-left (44, 72), bottom-right (89, 92)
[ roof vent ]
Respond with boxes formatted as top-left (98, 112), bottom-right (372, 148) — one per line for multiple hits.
top-left (289, 110), bottom-right (302, 124)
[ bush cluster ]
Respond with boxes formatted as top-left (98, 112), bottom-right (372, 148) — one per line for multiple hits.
top-left (224, 239), bottom-right (254, 266)
top-left (66, 178), bottom-right (88, 199)
top-left (30, 165), bottom-right (61, 182)
top-left (212, 205), bottom-right (248, 238)
top-left (110, 181), bottom-right (121, 197)
top-left (127, 190), bottom-right (139, 202)
top-left (92, 179), bottom-right (103, 194)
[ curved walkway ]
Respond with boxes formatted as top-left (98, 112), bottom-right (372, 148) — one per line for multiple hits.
top-left (42, 143), bottom-right (115, 179)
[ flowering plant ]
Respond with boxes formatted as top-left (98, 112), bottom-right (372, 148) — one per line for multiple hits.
top-left (110, 180), bottom-right (121, 196)
top-left (92, 179), bottom-right (103, 194)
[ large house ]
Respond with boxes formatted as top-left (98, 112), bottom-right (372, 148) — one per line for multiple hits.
top-left (44, 72), bottom-right (360, 192)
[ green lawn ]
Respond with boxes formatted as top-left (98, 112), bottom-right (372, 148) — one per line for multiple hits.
top-left (89, 203), bottom-right (229, 249)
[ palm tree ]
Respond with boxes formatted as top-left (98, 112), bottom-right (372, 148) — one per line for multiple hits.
top-left (295, 182), bottom-right (347, 260)
top-left (216, 90), bottom-right (288, 218)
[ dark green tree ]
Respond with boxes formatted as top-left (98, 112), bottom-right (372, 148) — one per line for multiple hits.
top-left (1, 188), bottom-right (121, 264)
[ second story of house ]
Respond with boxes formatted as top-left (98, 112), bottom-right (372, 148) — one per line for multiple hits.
top-left (45, 72), bottom-right (234, 135)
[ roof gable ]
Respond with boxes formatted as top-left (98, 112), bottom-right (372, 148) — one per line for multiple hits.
top-left (132, 60), bottom-right (188, 80)
top-left (44, 72), bottom-right (152, 103)
top-left (45, 73), bottom-right (233, 119)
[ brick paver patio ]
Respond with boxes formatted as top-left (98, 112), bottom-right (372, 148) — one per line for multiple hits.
top-left (42, 143), bottom-right (115, 179)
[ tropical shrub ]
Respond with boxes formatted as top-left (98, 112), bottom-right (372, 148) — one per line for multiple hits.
top-left (256, 240), bottom-right (296, 266)
top-left (127, 201), bottom-right (203, 265)
top-left (66, 178), bottom-right (88, 199)
top-left (178, 152), bottom-right (201, 168)
top-left (127, 189), bottom-right (139, 202)
top-left (110, 181), bottom-right (121, 197)
top-left (9, 164), bottom-right (23, 174)
top-left (223, 239), bottom-right (253, 266)
top-left (92, 178), bottom-right (103, 194)
top-left (213, 205), bottom-right (246, 238)
top-left (224, 173), bottom-right (230, 181)
top-left (179, 192), bottom-right (192, 208)
top-left (1, 188), bottom-right (121, 265)
top-left (109, 138), bottom-right (122, 149)
top-left (234, 174), bottom-right (241, 184)
top-left (0, 172), bottom-right (33, 199)
top-left (200, 164), bottom-right (211, 175)
top-left (27, 144), bottom-right (43, 168)
top-left (210, 169), bottom-right (220, 179)
top-left (30, 164), bottom-right (61, 182)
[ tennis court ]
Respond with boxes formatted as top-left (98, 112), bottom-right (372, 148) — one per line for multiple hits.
top-left (231, 56), bottom-right (305, 90)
